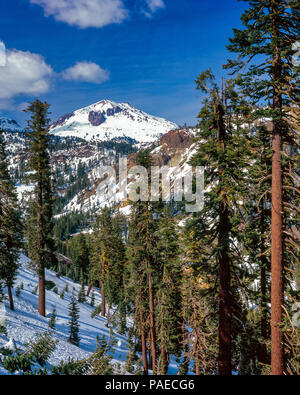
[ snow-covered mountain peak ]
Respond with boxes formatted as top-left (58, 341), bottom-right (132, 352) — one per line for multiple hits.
top-left (0, 117), bottom-right (22, 132)
top-left (78, 99), bottom-right (119, 114)
top-left (50, 100), bottom-right (178, 143)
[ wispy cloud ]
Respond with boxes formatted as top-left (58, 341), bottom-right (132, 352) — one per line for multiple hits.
top-left (146, 0), bottom-right (165, 13)
top-left (142, 0), bottom-right (165, 18)
top-left (30, 0), bottom-right (128, 29)
top-left (0, 49), bottom-right (53, 102)
top-left (62, 62), bottom-right (110, 83)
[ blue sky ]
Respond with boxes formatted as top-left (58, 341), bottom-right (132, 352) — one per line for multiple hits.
top-left (0, 0), bottom-right (246, 126)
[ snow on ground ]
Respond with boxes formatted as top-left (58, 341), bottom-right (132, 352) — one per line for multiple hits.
top-left (0, 254), bottom-right (129, 375)
top-left (0, 254), bottom-right (181, 375)
top-left (50, 100), bottom-right (178, 144)
top-left (15, 184), bottom-right (35, 201)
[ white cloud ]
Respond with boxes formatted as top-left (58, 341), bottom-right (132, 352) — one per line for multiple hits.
top-left (0, 41), bottom-right (6, 67)
top-left (30, 0), bottom-right (128, 29)
top-left (146, 0), bottom-right (165, 13)
top-left (0, 49), bottom-right (53, 101)
top-left (62, 62), bottom-right (109, 83)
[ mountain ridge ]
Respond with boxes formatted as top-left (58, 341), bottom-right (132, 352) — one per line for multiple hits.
top-left (0, 117), bottom-right (22, 132)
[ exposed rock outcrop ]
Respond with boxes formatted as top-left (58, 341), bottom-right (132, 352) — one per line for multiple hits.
top-left (88, 111), bottom-right (106, 126)
top-left (51, 112), bottom-right (74, 129)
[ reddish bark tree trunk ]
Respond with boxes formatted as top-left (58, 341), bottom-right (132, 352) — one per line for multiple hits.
top-left (7, 285), bottom-right (14, 311)
top-left (271, 2), bottom-right (283, 375)
top-left (271, 128), bottom-right (283, 374)
top-left (100, 280), bottom-right (106, 317)
top-left (195, 360), bottom-right (201, 376)
top-left (271, 123), bottom-right (283, 375)
top-left (100, 259), bottom-right (106, 317)
top-left (140, 310), bottom-right (148, 375)
top-left (38, 273), bottom-right (46, 317)
top-left (86, 283), bottom-right (93, 297)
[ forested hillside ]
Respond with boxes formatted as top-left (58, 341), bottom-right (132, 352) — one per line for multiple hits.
top-left (0, 0), bottom-right (299, 376)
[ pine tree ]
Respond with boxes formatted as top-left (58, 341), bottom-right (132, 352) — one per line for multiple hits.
top-left (90, 209), bottom-right (111, 317)
top-left (24, 100), bottom-right (57, 317)
top-left (68, 295), bottom-right (80, 346)
top-left (181, 265), bottom-right (218, 375)
top-left (135, 359), bottom-right (143, 375)
top-left (189, 72), bottom-right (250, 375)
top-left (78, 284), bottom-right (86, 303)
top-left (107, 214), bottom-right (127, 314)
top-left (156, 209), bottom-right (182, 375)
top-left (0, 284), bottom-right (7, 335)
top-left (125, 336), bottom-right (136, 374)
top-left (15, 286), bottom-right (21, 297)
top-left (90, 208), bottom-right (126, 319)
top-left (226, 0), bottom-right (299, 375)
top-left (243, 123), bottom-right (272, 342)
top-left (71, 233), bottom-right (89, 284)
top-left (48, 307), bottom-right (57, 330)
top-left (0, 128), bottom-right (23, 311)
top-left (87, 334), bottom-right (114, 375)
top-left (126, 150), bottom-right (161, 374)
top-left (90, 291), bottom-right (95, 307)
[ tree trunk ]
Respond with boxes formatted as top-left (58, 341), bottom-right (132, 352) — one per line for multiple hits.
top-left (100, 258), bottom-right (106, 317)
top-left (86, 283), bottom-right (93, 297)
top-left (140, 310), bottom-right (148, 375)
top-left (271, 123), bottom-right (283, 375)
top-left (100, 280), bottom-right (106, 317)
top-left (160, 344), bottom-right (167, 375)
top-left (216, 101), bottom-right (232, 376)
top-left (180, 322), bottom-right (189, 375)
top-left (218, 207), bottom-right (232, 376)
top-left (271, 2), bottom-right (283, 375)
top-left (7, 285), bottom-right (14, 311)
top-left (195, 358), bottom-right (201, 376)
top-left (148, 273), bottom-right (157, 374)
top-left (38, 271), bottom-right (46, 317)
top-left (37, 178), bottom-right (46, 317)
top-left (271, 124), bottom-right (283, 375)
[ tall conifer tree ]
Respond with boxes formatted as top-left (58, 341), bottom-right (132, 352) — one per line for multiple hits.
top-left (189, 72), bottom-right (250, 375)
top-left (25, 100), bottom-right (57, 317)
top-left (226, 0), bottom-right (299, 374)
top-left (156, 209), bottom-right (182, 375)
top-left (0, 129), bottom-right (23, 310)
top-left (127, 150), bottom-right (161, 374)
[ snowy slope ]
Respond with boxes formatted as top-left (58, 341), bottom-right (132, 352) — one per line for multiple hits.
top-left (0, 117), bottom-right (22, 132)
top-left (0, 254), bottom-right (182, 375)
top-left (50, 100), bottom-right (178, 143)
top-left (61, 133), bottom-right (198, 215)
top-left (0, 254), bottom-right (129, 375)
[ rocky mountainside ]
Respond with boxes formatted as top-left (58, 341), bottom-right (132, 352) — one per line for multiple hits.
top-left (50, 99), bottom-right (178, 143)
top-left (1, 107), bottom-right (196, 237)
top-left (60, 128), bottom-right (197, 215)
